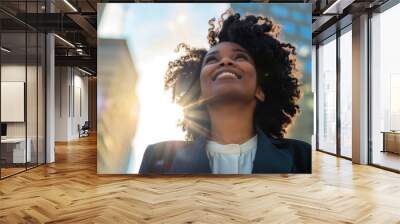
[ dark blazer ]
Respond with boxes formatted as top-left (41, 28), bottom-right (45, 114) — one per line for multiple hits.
top-left (139, 127), bottom-right (311, 174)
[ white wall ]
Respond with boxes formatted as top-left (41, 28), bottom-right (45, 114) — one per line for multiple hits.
top-left (1, 65), bottom-right (35, 138)
top-left (1, 65), bottom-right (26, 144)
top-left (54, 67), bottom-right (89, 141)
top-left (1, 65), bottom-right (26, 132)
top-left (55, 67), bottom-right (69, 141)
top-left (72, 73), bottom-right (89, 138)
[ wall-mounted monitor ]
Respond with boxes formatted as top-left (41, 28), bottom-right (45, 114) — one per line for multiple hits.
top-left (1, 82), bottom-right (25, 122)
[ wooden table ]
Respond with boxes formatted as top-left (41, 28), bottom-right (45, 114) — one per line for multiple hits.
top-left (381, 131), bottom-right (400, 154)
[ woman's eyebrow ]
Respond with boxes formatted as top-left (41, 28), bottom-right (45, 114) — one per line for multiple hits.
top-left (233, 48), bottom-right (250, 55)
top-left (205, 48), bottom-right (249, 58)
top-left (205, 51), bottom-right (218, 57)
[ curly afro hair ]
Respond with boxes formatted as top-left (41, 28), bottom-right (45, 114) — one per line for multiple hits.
top-left (164, 10), bottom-right (301, 140)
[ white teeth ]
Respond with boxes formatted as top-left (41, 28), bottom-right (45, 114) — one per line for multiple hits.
top-left (216, 72), bottom-right (237, 80)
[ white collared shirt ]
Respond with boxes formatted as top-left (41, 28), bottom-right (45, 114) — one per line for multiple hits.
top-left (206, 135), bottom-right (257, 174)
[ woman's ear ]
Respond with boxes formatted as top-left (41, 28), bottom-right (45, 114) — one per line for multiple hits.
top-left (255, 87), bottom-right (265, 102)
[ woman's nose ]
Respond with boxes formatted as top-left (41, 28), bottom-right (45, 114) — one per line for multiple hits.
top-left (218, 57), bottom-right (234, 67)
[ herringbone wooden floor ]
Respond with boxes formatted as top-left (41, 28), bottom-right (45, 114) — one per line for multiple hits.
top-left (1, 135), bottom-right (400, 224)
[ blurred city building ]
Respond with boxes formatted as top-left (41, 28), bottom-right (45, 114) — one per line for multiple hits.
top-left (97, 38), bottom-right (139, 173)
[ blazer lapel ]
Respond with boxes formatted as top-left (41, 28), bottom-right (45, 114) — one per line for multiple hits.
top-left (252, 127), bottom-right (293, 173)
top-left (170, 127), bottom-right (293, 174)
top-left (169, 136), bottom-right (211, 174)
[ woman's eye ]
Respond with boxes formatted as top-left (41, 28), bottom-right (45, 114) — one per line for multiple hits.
top-left (205, 56), bottom-right (218, 64)
top-left (235, 54), bottom-right (248, 61)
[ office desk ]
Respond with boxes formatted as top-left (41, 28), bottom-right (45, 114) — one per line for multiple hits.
top-left (382, 131), bottom-right (400, 154)
top-left (1, 138), bottom-right (31, 163)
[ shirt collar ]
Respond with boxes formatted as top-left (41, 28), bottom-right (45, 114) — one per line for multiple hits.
top-left (206, 135), bottom-right (257, 154)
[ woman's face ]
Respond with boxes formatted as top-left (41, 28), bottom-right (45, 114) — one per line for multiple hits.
top-left (200, 42), bottom-right (258, 104)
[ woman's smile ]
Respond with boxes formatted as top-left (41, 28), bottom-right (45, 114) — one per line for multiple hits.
top-left (212, 71), bottom-right (243, 81)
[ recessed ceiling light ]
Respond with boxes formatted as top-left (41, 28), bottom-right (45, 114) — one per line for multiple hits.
top-left (78, 67), bottom-right (93, 76)
top-left (63, 0), bottom-right (78, 12)
top-left (1, 47), bottom-right (11, 53)
top-left (323, 0), bottom-right (342, 14)
top-left (54, 34), bottom-right (75, 48)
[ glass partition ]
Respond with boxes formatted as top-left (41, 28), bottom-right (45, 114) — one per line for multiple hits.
top-left (0, 1), bottom-right (46, 179)
top-left (317, 35), bottom-right (337, 154)
top-left (1, 30), bottom-right (28, 178)
top-left (370, 3), bottom-right (400, 171)
top-left (27, 30), bottom-right (38, 169)
top-left (38, 32), bottom-right (45, 165)
top-left (339, 27), bottom-right (352, 158)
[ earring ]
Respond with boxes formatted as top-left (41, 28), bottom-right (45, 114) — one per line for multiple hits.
top-left (255, 89), bottom-right (265, 102)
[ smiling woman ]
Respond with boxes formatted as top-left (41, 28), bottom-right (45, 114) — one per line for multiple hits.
top-left (139, 10), bottom-right (311, 174)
